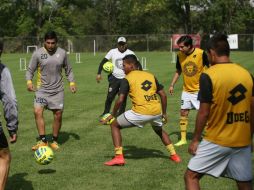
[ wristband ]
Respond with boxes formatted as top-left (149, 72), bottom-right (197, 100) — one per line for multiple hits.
top-left (70, 82), bottom-right (76, 86)
top-left (27, 80), bottom-right (32, 85)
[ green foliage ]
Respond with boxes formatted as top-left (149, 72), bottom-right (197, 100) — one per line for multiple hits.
top-left (0, 0), bottom-right (253, 38)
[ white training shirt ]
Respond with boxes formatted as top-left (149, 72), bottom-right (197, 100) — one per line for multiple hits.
top-left (105, 48), bottom-right (135, 79)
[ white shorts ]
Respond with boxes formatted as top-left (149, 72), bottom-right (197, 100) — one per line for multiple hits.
top-left (181, 91), bottom-right (199, 110)
top-left (117, 110), bottom-right (162, 128)
top-left (188, 140), bottom-right (253, 182)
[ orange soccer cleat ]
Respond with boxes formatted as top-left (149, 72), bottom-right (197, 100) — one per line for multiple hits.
top-left (170, 154), bottom-right (181, 163)
top-left (104, 154), bottom-right (125, 166)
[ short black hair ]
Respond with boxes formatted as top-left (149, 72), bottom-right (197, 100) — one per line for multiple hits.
top-left (177, 35), bottom-right (193, 47)
top-left (122, 54), bottom-right (142, 70)
top-left (44, 31), bottom-right (58, 42)
top-left (207, 33), bottom-right (230, 56)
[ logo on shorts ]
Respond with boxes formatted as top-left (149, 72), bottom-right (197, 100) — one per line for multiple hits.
top-left (141, 80), bottom-right (152, 91)
top-left (59, 104), bottom-right (63, 108)
top-left (183, 61), bottom-right (198, 77)
top-left (108, 87), bottom-right (112, 92)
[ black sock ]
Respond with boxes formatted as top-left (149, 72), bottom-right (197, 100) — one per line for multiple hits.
top-left (52, 136), bottom-right (58, 142)
top-left (40, 135), bottom-right (47, 143)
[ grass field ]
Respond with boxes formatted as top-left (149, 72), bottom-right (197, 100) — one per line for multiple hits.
top-left (1, 51), bottom-right (253, 190)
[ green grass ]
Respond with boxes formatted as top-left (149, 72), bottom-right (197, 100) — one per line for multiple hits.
top-left (0, 51), bottom-right (253, 190)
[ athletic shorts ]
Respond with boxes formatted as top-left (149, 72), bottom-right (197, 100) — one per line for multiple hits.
top-left (117, 110), bottom-right (162, 128)
top-left (0, 132), bottom-right (8, 148)
top-left (188, 140), bottom-right (253, 182)
top-left (181, 91), bottom-right (199, 110)
top-left (34, 91), bottom-right (64, 110)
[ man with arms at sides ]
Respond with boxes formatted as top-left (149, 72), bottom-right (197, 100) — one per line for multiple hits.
top-left (168, 35), bottom-right (209, 146)
top-left (185, 34), bottom-right (254, 190)
top-left (104, 54), bottom-right (181, 166)
top-left (0, 41), bottom-right (18, 190)
top-left (26, 31), bottom-right (77, 151)
top-left (96, 37), bottom-right (135, 122)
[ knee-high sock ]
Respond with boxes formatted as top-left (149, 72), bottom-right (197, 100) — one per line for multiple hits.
top-left (179, 116), bottom-right (188, 141)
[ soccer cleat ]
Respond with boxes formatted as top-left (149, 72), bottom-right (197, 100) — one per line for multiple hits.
top-left (174, 140), bottom-right (187, 146)
top-left (170, 154), bottom-right (181, 163)
top-left (104, 154), bottom-right (125, 166)
top-left (32, 140), bottom-right (48, 151)
top-left (50, 141), bottom-right (60, 150)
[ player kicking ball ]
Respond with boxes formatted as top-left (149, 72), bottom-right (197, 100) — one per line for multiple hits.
top-left (103, 54), bottom-right (181, 166)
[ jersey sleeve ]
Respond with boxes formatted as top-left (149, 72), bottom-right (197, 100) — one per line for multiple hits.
top-left (155, 77), bottom-right (164, 92)
top-left (119, 78), bottom-right (129, 95)
top-left (202, 51), bottom-right (210, 67)
top-left (26, 51), bottom-right (38, 81)
top-left (105, 49), bottom-right (113, 60)
top-left (176, 55), bottom-right (181, 71)
top-left (0, 67), bottom-right (18, 135)
top-left (198, 73), bottom-right (213, 103)
top-left (63, 52), bottom-right (75, 82)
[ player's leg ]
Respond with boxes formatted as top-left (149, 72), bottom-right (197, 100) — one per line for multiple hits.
top-left (175, 109), bottom-right (189, 146)
top-left (152, 125), bottom-right (181, 163)
top-left (184, 169), bottom-right (203, 190)
top-left (104, 119), bottom-right (125, 166)
top-left (175, 91), bottom-right (192, 146)
top-left (0, 133), bottom-right (11, 190)
top-left (32, 93), bottom-right (48, 150)
top-left (101, 75), bottom-right (118, 115)
top-left (50, 109), bottom-right (63, 150)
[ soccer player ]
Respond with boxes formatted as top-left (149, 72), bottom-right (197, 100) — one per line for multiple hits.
top-left (168, 35), bottom-right (209, 146)
top-left (184, 34), bottom-right (254, 190)
top-left (26, 31), bottom-right (77, 151)
top-left (0, 41), bottom-right (18, 189)
top-left (104, 54), bottom-right (181, 166)
top-left (96, 37), bottom-right (135, 122)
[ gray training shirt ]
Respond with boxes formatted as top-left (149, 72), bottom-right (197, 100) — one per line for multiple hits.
top-left (26, 47), bottom-right (75, 94)
top-left (0, 63), bottom-right (18, 135)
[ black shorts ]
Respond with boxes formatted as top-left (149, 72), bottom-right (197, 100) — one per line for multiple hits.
top-left (0, 132), bottom-right (8, 148)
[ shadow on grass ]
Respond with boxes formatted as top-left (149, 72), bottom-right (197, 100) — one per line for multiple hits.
top-left (169, 131), bottom-right (193, 141)
top-left (123, 145), bottom-right (168, 159)
top-left (6, 172), bottom-right (33, 190)
top-left (35, 131), bottom-right (80, 145)
top-left (38, 169), bottom-right (56, 174)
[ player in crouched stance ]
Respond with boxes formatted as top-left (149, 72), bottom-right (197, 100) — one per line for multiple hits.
top-left (104, 54), bottom-right (181, 166)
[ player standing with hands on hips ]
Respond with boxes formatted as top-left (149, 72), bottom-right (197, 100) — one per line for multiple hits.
top-left (0, 41), bottom-right (19, 190)
top-left (26, 31), bottom-right (76, 151)
top-left (185, 34), bottom-right (254, 190)
top-left (96, 37), bottom-right (135, 122)
top-left (168, 35), bottom-right (209, 146)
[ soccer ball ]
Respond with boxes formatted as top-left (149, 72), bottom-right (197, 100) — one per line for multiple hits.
top-left (34, 146), bottom-right (54, 165)
top-left (103, 62), bottom-right (114, 73)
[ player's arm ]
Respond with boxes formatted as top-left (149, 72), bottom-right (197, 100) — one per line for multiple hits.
top-left (0, 66), bottom-right (18, 143)
top-left (63, 52), bottom-right (76, 93)
top-left (96, 58), bottom-right (109, 83)
top-left (155, 77), bottom-right (167, 123)
top-left (168, 56), bottom-right (181, 95)
top-left (189, 73), bottom-right (212, 155)
top-left (26, 52), bottom-right (38, 92)
top-left (111, 78), bottom-right (129, 117)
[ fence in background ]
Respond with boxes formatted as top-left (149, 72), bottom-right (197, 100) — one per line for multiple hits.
top-left (1, 34), bottom-right (254, 53)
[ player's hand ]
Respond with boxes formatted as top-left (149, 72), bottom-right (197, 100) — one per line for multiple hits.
top-left (188, 140), bottom-right (199, 155)
top-left (168, 85), bottom-right (174, 95)
top-left (162, 114), bottom-right (167, 124)
top-left (70, 84), bottom-right (77, 93)
top-left (96, 74), bottom-right (102, 83)
top-left (27, 83), bottom-right (35, 92)
top-left (9, 133), bottom-right (17, 144)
